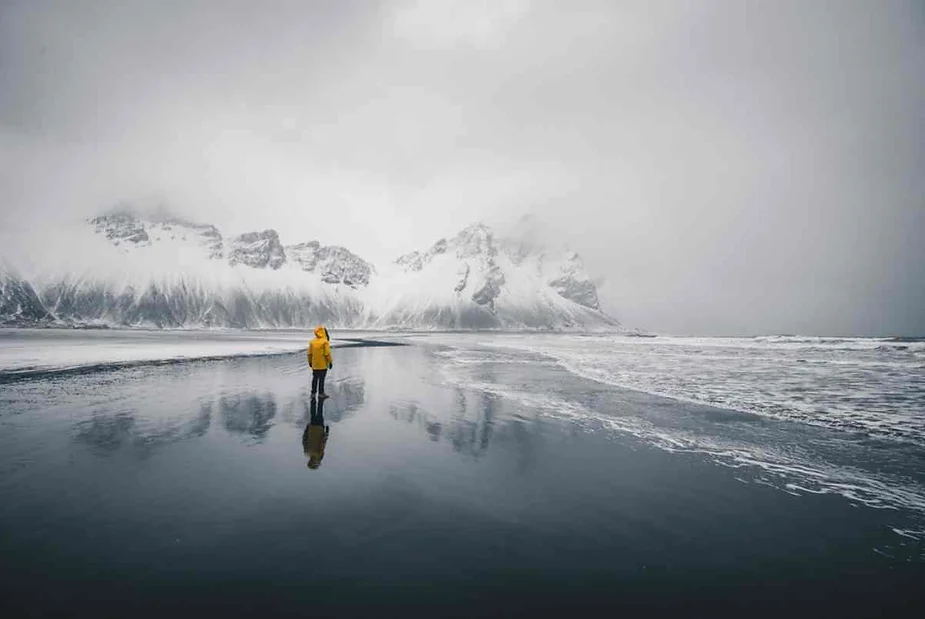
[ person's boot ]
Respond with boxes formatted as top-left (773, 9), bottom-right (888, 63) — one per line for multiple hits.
top-left (319, 393), bottom-right (329, 400)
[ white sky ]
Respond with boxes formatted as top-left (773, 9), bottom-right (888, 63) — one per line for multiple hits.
top-left (1, 0), bottom-right (923, 335)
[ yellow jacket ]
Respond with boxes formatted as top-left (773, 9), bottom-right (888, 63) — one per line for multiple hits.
top-left (307, 326), bottom-right (332, 370)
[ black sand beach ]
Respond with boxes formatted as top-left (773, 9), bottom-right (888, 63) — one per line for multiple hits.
top-left (1, 338), bottom-right (923, 617)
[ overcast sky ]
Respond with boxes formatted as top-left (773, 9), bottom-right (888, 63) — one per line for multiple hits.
top-left (1, 0), bottom-right (923, 335)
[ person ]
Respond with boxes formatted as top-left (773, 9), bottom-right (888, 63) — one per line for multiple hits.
top-left (307, 325), bottom-right (333, 399)
top-left (302, 397), bottom-right (329, 470)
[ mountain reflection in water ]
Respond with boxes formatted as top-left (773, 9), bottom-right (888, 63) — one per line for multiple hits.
top-left (1, 337), bottom-right (923, 617)
top-left (65, 345), bottom-right (525, 461)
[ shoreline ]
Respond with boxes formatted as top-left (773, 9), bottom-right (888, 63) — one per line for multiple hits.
top-left (3, 330), bottom-right (923, 543)
top-left (0, 341), bottom-right (923, 615)
top-left (0, 333), bottom-right (406, 382)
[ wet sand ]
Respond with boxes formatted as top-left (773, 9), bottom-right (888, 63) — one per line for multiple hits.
top-left (1, 340), bottom-right (923, 617)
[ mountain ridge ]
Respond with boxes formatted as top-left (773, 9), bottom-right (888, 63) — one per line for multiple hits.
top-left (0, 209), bottom-right (621, 331)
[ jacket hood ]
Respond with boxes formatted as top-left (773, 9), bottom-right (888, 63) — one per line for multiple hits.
top-left (314, 326), bottom-right (326, 338)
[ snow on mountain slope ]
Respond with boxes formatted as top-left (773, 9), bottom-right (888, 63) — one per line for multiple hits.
top-left (0, 208), bottom-right (620, 330)
top-left (1, 210), bottom-right (369, 328)
top-left (372, 223), bottom-right (618, 329)
top-left (0, 268), bottom-right (51, 325)
top-left (91, 211), bottom-right (225, 261)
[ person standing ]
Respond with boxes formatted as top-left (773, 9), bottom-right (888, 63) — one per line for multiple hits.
top-left (308, 325), bottom-right (333, 399)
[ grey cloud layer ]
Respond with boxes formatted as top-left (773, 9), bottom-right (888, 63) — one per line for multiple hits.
top-left (1, 0), bottom-right (923, 335)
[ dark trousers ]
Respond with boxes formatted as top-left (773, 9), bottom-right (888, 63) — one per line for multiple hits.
top-left (311, 369), bottom-right (327, 396)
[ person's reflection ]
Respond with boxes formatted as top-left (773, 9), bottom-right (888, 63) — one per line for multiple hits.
top-left (302, 397), bottom-right (330, 470)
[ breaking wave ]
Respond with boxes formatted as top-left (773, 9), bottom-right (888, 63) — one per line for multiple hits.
top-left (473, 334), bottom-right (925, 447)
top-left (426, 336), bottom-right (925, 545)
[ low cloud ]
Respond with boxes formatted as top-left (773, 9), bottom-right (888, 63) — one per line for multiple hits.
top-left (1, 0), bottom-right (922, 335)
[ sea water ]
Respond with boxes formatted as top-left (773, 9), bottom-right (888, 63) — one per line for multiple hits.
top-left (1, 330), bottom-right (923, 615)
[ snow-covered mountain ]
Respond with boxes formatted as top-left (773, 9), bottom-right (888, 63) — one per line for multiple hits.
top-left (374, 223), bottom-right (615, 329)
top-left (91, 212), bottom-right (225, 260)
top-left (286, 241), bottom-right (373, 288)
top-left (0, 209), bottom-right (620, 330)
top-left (228, 230), bottom-right (287, 270)
top-left (0, 272), bottom-right (51, 324)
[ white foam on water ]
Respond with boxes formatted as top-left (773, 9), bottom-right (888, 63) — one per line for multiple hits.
top-left (892, 528), bottom-right (925, 541)
top-left (427, 336), bottom-right (925, 545)
top-left (465, 334), bottom-right (925, 447)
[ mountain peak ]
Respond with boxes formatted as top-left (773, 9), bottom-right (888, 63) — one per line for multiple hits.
top-left (547, 252), bottom-right (600, 310)
top-left (89, 208), bottom-right (224, 259)
top-left (228, 230), bottom-right (286, 270)
top-left (456, 221), bottom-right (491, 237)
top-left (90, 212), bottom-right (151, 246)
top-left (286, 240), bottom-right (373, 288)
top-left (379, 220), bottom-right (615, 327)
top-left (450, 222), bottom-right (497, 261)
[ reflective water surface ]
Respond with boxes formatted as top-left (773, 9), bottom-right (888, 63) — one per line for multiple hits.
top-left (1, 339), bottom-right (924, 616)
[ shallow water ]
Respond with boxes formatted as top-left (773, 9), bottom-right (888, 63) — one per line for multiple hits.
top-left (1, 333), bottom-right (924, 616)
top-left (419, 333), bottom-right (925, 445)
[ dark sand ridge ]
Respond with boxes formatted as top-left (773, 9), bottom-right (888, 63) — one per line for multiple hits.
top-left (0, 334), bottom-right (406, 383)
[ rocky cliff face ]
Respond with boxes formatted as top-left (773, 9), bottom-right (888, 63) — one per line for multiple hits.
top-left (90, 211), bottom-right (224, 259)
top-left (395, 237), bottom-right (448, 272)
top-left (547, 252), bottom-right (600, 310)
top-left (286, 241), bottom-right (373, 288)
top-left (91, 212), bottom-right (150, 246)
top-left (394, 222), bottom-right (600, 313)
top-left (382, 222), bottom-right (615, 329)
top-left (0, 273), bottom-right (51, 325)
top-left (228, 230), bottom-right (286, 270)
top-left (396, 224), bottom-right (506, 312)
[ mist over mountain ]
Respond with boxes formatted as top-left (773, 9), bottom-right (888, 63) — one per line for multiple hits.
top-left (0, 208), bottom-right (619, 331)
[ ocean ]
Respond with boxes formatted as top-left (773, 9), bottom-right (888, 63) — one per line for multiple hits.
top-left (1, 329), bottom-right (923, 616)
